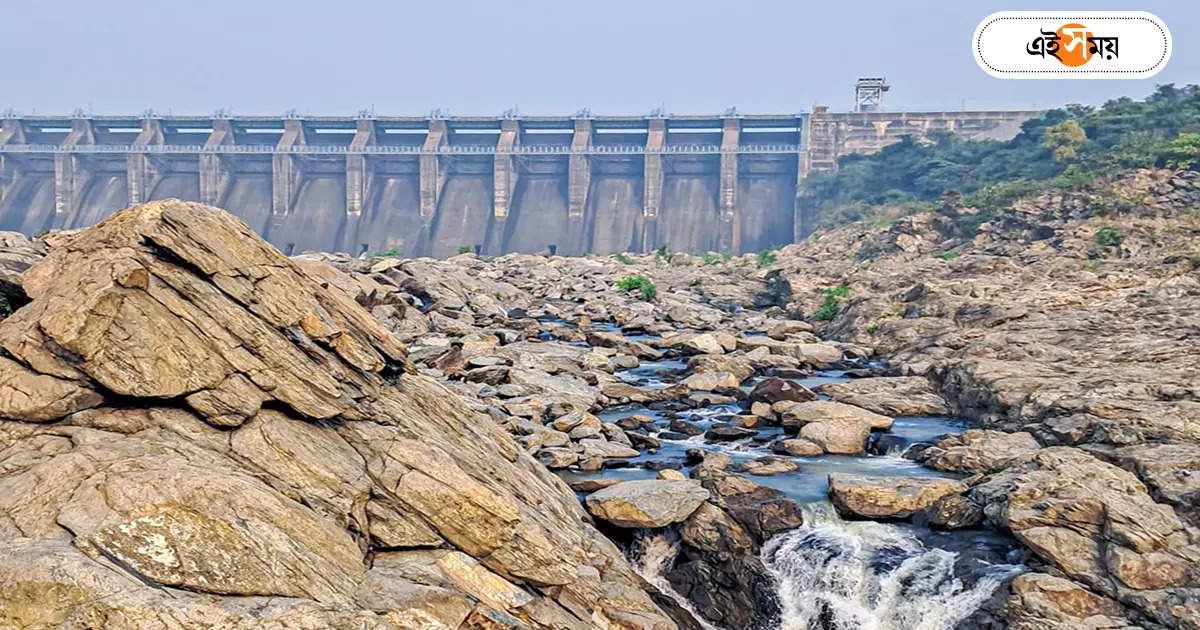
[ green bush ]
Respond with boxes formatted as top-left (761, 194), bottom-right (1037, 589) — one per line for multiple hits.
top-left (1053, 164), bottom-right (1097, 189)
top-left (866, 323), bottom-right (879, 334)
top-left (654, 245), bottom-right (671, 262)
top-left (825, 285), bottom-right (850, 298)
top-left (721, 251), bottom-right (733, 261)
top-left (812, 295), bottom-right (840, 320)
top-left (614, 252), bottom-right (635, 265)
top-left (811, 285), bottom-right (850, 321)
top-left (964, 179), bottom-right (1046, 212)
top-left (1095, 225), bottom-right (1125, 247)
top-left (936, 251), bottom-right (959, 260)
top-left (615, 275), bottom-right (657, 301)
top-left (457, 245), bottom-right (473, 255)
top-left (756, 249), bottom-right (778, 268)
top-left (700, 252), bottom-right (721, 265)
top-left (1083, 261), bottom-right (1101, 272)
top-left (374, 247), bottom-right (400, 258)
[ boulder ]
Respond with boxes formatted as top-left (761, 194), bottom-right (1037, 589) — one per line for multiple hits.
top-left (818, 376), bottom-right (951, 416)
top-left (766, 320), bottom-right (813, 340)
top-left (917, 494), bottom-right (985, 529)
top-left (970, 447), bottom-right (1200, 627)
top-left (0, 201), bottom-right (679, 629)
top-left (661, 332), bottom-right (726, 355)
top-left (773, 438), bottom-right (824, 457)
top-left (681, 371), bottom-right (740, 392)
top-left (780, 400), bottom-right (894, 432)
top-left (918, 430), bottom-right (1042, 474)
top-left (748, 377), bottom-right (817, 405)
top-left (791, 342), bottom-right (842, 368)
top-left (690, 466), bottom-right (804, 543)
top-left (687, 353), bottom-right (753, 383)
top-left (735, 457), bottom-right (800, 476)
top-left (1001, 573), bottom-right (1134, 630)
top-left (704, 425), bottom-right (757, 441)
top-left (799, 420), bottom-right (872, 455)
top-left (828, 474), bottom-right (967, 520)
top-left (584, 480), bottom-right (710, 528)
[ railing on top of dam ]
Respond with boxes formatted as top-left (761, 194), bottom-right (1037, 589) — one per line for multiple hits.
top-left (0, 143), bottom-right (803, 156)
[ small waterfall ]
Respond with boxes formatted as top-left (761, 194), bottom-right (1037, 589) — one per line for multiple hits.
top-left (631, 533), bottom-right (724, 630)
top-left (761, 504), bottom-right (1024, 630)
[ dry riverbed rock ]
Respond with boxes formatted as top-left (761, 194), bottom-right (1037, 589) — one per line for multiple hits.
top-left (0, 201), bottom-right (679, 630)
top-left (584, 479), bottom-right (710, 528)
top-left (828, 473), bottom-right (967, 520)
top-left (818, 376), bottom-right (951, 416)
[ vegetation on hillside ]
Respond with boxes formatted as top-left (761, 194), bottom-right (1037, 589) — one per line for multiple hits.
top-left (805, 85), bottom-right (1200, 229)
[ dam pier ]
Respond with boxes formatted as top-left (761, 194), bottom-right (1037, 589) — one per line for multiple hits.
top-left (0, 107), bottom-right (1034, 257)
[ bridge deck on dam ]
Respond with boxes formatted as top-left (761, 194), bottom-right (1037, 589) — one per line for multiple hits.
top-left (0, 109), bottom-right (1036, 257)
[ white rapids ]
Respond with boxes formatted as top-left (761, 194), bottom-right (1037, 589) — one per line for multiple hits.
top-left (760, 505), bottom-right (1025, 630)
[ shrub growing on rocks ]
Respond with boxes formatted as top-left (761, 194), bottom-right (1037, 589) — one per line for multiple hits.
top-left (615, 275), bottom-right (657, 301)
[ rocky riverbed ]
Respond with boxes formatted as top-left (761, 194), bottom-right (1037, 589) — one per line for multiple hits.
top-left (0, 167), bottom-right (1197, 630)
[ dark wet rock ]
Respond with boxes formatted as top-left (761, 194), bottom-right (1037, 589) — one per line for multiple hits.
top-left (669, 419), bottom-right (705, 436)
top-left (616, 413), bottom-right (657, 430)
top-left (643, 458), bottom-right (689, 471)
top-left (749, 377), bottom-right (817, 405)
top-left (915, 494), bottom-right (985, 529)
top-left (867, 433), bottom-right (909, 456)
top-left (691, 466), bottom-right (803, 544)
top-left (667, 503), bottom-right (782, 629)
top-left (704, 425), bottom-right (757, 442)
top-left (627, 431), bottom-right (661, 450)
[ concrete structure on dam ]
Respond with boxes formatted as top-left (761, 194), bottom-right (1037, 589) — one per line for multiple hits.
top-left (0, 106), bottom-right (1036, 257)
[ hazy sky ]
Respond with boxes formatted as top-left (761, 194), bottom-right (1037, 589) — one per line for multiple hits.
top-left (2, 0), bottom-right (1195, 117)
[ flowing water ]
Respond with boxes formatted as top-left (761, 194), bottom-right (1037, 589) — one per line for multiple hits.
top-left (762, 504), bottom-right (1024, 630)
top-left (573, 338), bottom-right (1026, 630)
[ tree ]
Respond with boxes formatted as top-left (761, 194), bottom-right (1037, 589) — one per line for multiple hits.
top-left (1043, 120), bottom-right (1087, 162)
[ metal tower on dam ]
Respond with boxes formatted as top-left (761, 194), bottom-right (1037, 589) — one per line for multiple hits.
top-left (0, 106), bottom-right (1036, 257)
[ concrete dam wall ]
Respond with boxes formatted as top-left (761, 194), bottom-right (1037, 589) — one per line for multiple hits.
top-left (0, 109), bottom-right (1037, 256)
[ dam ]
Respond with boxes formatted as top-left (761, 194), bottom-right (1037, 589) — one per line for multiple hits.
top-left (0, 107), bottom-right (1035, 257)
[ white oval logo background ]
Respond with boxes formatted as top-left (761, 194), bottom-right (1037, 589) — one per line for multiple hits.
top-left (974, 11), bottom-right (1171, 79)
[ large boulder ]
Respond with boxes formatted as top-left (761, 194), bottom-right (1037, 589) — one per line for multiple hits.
top-left (584, 479), bottom-right (710, 528)
top-left (0, 201), bottom-right (679, 629)
top-left (916, 429), bottom-right (1042, 474)
top-left (828, 473), bottom-right (967, 520)
top-left (749, 377), bottom-right (816, 405)
top-left (970, 447), bottom-right (1200, 628)
top-left (779, 400), bottom-right (893, 455)
top-left (818, 376), bottom-right (951, 416)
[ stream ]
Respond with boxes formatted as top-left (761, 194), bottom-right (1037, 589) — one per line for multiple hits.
top-left (561, 341), bottom-right (1026, 630)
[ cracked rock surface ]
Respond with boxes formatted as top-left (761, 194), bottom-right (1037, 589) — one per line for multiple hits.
top-left (0, 200), bottom-right (678, 629)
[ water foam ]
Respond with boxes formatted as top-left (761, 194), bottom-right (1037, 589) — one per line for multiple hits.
top-left (761, 505), bottom-right (1024, 630)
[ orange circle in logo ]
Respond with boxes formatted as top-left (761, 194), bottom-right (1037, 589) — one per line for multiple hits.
top-left (1055, 23), bottom-right (1093, 66)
